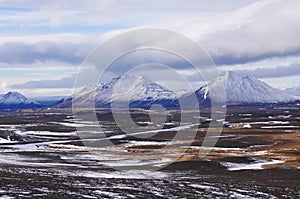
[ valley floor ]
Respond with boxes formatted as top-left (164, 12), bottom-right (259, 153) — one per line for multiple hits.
top-left (0, 104), bottom-right (299, 198)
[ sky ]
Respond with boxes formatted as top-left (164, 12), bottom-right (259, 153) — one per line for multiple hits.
top-left (0, 0), bottom-right (299, 97)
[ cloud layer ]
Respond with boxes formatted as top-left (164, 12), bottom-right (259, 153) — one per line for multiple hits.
top-left (0, 0), bottom-right (299, 94)
top-left (10, 75), bottom-right (75, 89)
top-left (182, 0), bottom-right (300, 65)
top-left (233, 64), bottom-right (300, 78)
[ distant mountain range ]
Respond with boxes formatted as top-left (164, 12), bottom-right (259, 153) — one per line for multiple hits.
top-left (29, 96), bottom-right (67, 106)
top-left (284, 87), bottom-right (300, 97)
top-left (0, 71), bottom-right (299, 110)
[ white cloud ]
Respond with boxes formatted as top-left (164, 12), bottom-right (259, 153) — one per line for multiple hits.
top-left (0, 81), bottom-right (7, 93)
top-left (179, 0), bottom-right (300, 63)
top-left (15, 88), bottom-right (73, 98)
top-left (0, 65), bottom-right (76, 71)
top-left (218, 55), bottom-right (300, 71)
top-left (0, 0), bottom-right (257, 27)
top-left (0, 34), bottom-right (91, 44)
top-left (261, 74), bottom-right (300, 89)
top-left (0, 0), bottom-right (300, 95)
top-left (1, 0), bottom-right (299, 67)
top-left (10, 75), bottom-right (76, 89)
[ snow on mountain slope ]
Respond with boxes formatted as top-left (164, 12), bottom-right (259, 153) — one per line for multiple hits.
top-left (59, 74), bottom-right (177, 108)
top-left (58, 71), bottom-right (299, 109)
top-left (105, 75), bottom-right (175, 101)
top-left (0, 92), bottom-right (41, 109)
top-left (0, 92), bottom-right (34, 105)
top-left (195, 71), bottom-right (298, 104)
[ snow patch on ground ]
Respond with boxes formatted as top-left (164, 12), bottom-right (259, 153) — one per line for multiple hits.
top-left (222, 159), bottom-right (284, 171)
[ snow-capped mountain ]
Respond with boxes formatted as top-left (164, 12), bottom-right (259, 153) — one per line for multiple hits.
top-left (57, 71), bottom-right (299, 109)
top-left (189, 71), bottom-right (298, 105)
top-left (0, 92), bottom-right (33, 105)
top-left (0, 92), bottom-right (41, 109)
top-left (57, 74), bottom-right (179, 109)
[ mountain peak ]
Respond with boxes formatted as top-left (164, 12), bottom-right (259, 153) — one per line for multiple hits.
top-left (223, 70), bottom-right (243, 78)
top-left (100, 73), bottom-right (175, 101)
top-left (220, 71), bottom-right (250, 82)
top-left (1, 92), bottom-right (30, 104)
top-left (63, 73), bottom-right (178, 109)
top-left (112, 73), bottom-right (149, 82)
top-left (6, 91), bottom-right (23, 96)
top-left (196, 71), bottom-right (298, 104)
top-left (0, 91), bottom-right (42, 109)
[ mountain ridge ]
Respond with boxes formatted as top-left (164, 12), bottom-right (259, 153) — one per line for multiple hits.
top-left (1, 71), bottom-right (299, 110)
